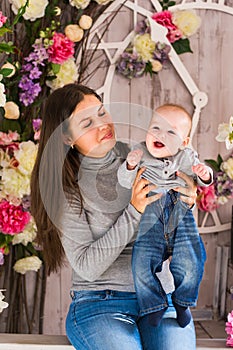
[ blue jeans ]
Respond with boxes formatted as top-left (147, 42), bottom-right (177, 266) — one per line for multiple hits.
top-left (66, 290), bottom-right (196, 349)
top-left (132, 191), bottom-right (206, 317)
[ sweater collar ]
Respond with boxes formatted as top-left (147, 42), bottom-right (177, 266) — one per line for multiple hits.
top-left (79, 148), bottom-right (116, 171)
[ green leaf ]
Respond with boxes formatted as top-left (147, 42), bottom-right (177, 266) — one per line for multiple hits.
top-left (205, 159), bottom-right (221, 172)
top-left (0, 43), bottom-right (15, 54)
top-left (24, 242), bottom-right (38, 256)
top-left (172, 38), bottom-right (193, 55)
top-left (46, 75), bottom-right (57, 81)
top-left (0, 27), bottom-right (12, 37)
top-left (51, 63), bottom-right (60, 75)
top-left (168, 1), bottom-right (176, 7)
top-left (0, 68), bottom-right (13, 77)
top-left (144, 61), bottom-right (153, 78)
top-left (12, 0), bottom-right (30, 26)
top-left (217, 154), bottom-right (223, 166)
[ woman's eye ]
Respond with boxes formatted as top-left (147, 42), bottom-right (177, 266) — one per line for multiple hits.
top-left (83, 120), bottom-right (92, 128)
top-left (98, 109), bottom-right (106, 117)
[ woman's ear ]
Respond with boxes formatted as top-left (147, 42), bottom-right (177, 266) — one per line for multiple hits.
top-left (62, 134), bottom-right (73, 147)
top-left (182, 136), bottom-right (190, 148)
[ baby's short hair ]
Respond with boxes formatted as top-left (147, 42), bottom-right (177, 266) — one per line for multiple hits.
top-left (154, 103), bottom-right (192, 136)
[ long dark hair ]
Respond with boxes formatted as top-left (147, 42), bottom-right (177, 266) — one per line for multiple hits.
top-left (30, 84), bottom-right (101, 274)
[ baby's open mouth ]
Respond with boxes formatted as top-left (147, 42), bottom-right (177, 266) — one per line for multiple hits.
top-left (154, 141), bottom-right (164, 148)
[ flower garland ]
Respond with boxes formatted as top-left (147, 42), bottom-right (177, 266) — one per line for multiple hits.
top-left (0, 0), bottom-right (115, 333)
top-left (116, 0), bottom-right (201, 79)
top-left (0, 130), bottom-right (41, 271)
top-left (196, 116), bottom-right (233, 212)
top-left (0, 0), bottom-right (114, 138)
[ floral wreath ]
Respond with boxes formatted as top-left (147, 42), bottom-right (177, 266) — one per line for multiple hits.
top-left (197, 116), bottom-right (233, 212)
top-left (116, 0), bottom-right (201, 79)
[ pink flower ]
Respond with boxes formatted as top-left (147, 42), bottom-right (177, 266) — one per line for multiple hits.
top-left (0, 12), bottom-right (7, 28)
top-left (47, 32), bottom-right (75, 64)
top-left (196, 184), bottom-right (218, 212)
top-left (225, 311), bottom-right (233, 346)
top-left (0, 131), bottom-right (20, 145)
top-left (0, 200), bottom-right (30, 235)
top-left (152, 10), bottom-right (182, 43)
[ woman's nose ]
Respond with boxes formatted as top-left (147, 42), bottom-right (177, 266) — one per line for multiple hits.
top-left (97, 120), bottom-right (108, 130)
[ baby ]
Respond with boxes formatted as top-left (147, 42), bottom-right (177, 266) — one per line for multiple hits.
top-left (118, 104), bottom-right (213, 328)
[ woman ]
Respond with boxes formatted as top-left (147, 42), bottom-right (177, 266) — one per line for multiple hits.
top-left (31, 84), bottom-right (197, 349)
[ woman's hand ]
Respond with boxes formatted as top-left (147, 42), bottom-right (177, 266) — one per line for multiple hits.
top-left (130, 167), bottom-right (162, 213)
top-left (173, 171), bottom-right (197, 208)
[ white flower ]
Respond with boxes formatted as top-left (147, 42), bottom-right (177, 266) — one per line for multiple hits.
top-left (13, 256), bottom-right (42, 274)
top-left (4, 101), bottom-right (20, 120)
top-left (14, 141), bottom-right (38, 175)
top-left (0, 82), bottom-right (6, 107)
top-left (217, 195), bottom-right (228, 205)
top-left (69, 0), bottom-right (91, 9)
top-left (216, 116), bottom-right (233, 150)
top-left (12, 217), bottom-right (37, 246)
top-left (79, 15), bottom-right (93, 30)
top-left (9, 0), bottom-right (49, 21)
top-left (221, 158), bottom-right (233, 179)
top-left (46, 58), bottom-right (78, 91)
top-left (172, 10), bottom-right (201, 37)
top-left (134, 34), bottom-right (156, 61)
top-left (54, 6), bottom-right (61, 16)
top-left (0, 290), bottom-right (8, 313)
top-left (0, 168), bottom-right (30, 198)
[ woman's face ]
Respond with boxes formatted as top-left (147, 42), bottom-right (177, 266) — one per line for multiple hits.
top-left (68, 95), bottom-right (116, 158)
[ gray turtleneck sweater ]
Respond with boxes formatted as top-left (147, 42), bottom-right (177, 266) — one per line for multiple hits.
top-left (61, 142), bottom-right (174, 293)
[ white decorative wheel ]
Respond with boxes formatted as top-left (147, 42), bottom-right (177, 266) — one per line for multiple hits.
top-left (78, 0), bottom-right (233, 234)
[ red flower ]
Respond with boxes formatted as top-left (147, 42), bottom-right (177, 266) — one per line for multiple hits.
top-left (0, 200), bottom-right (30, 235)
top-left (196, 184), bottom-right (218, 212)
top-left (47, 32), bottom-right (75, 64)
top-left (152, 10), bottom-right (182, 43)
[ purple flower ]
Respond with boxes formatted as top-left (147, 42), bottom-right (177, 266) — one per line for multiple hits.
top-left (116, 52), bottom-right (146, 79)
top-left (135, 20), bottom-right (150, 35)
top-left (153, 42), bottom-right (171, 65)
top-left (19, 92), bottom-right (35, 106)
top-left (18, 76), bottom-right (32, 89)
top-left (32, 118), bottom-right (42, 132)
top-left (22, 63), bottom-right (33, 72)
top-left (22, 195), bottom-right (31, 211)
top-left (29, 66), bottom-right (42, 80)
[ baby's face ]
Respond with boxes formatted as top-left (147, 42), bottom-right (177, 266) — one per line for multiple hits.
top-left (146, 109), bottom-right (190, 158)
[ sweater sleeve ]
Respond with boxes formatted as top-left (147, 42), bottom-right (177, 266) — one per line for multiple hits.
top-left (61, 196), bottom-right (141, 282)
top-left (192, 151), bottom-right (214, 186)
top-left (117, 160), bottom-right (139, 189)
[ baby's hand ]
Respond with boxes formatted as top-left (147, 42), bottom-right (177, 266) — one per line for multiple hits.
top-left (127, 149), bottom-right (143, 170)
top-left (192, 164), bottom-right (210, 182)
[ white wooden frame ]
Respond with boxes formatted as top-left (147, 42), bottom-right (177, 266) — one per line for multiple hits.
top-left (80, 0), bottom-right (233, 234)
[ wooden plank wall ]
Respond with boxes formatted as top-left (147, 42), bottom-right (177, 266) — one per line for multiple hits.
top-left (1, 0), bottom-right (233, 335)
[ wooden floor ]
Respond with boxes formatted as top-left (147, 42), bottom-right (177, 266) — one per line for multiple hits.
top-left (195, 320), bottom-right (227, 339)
